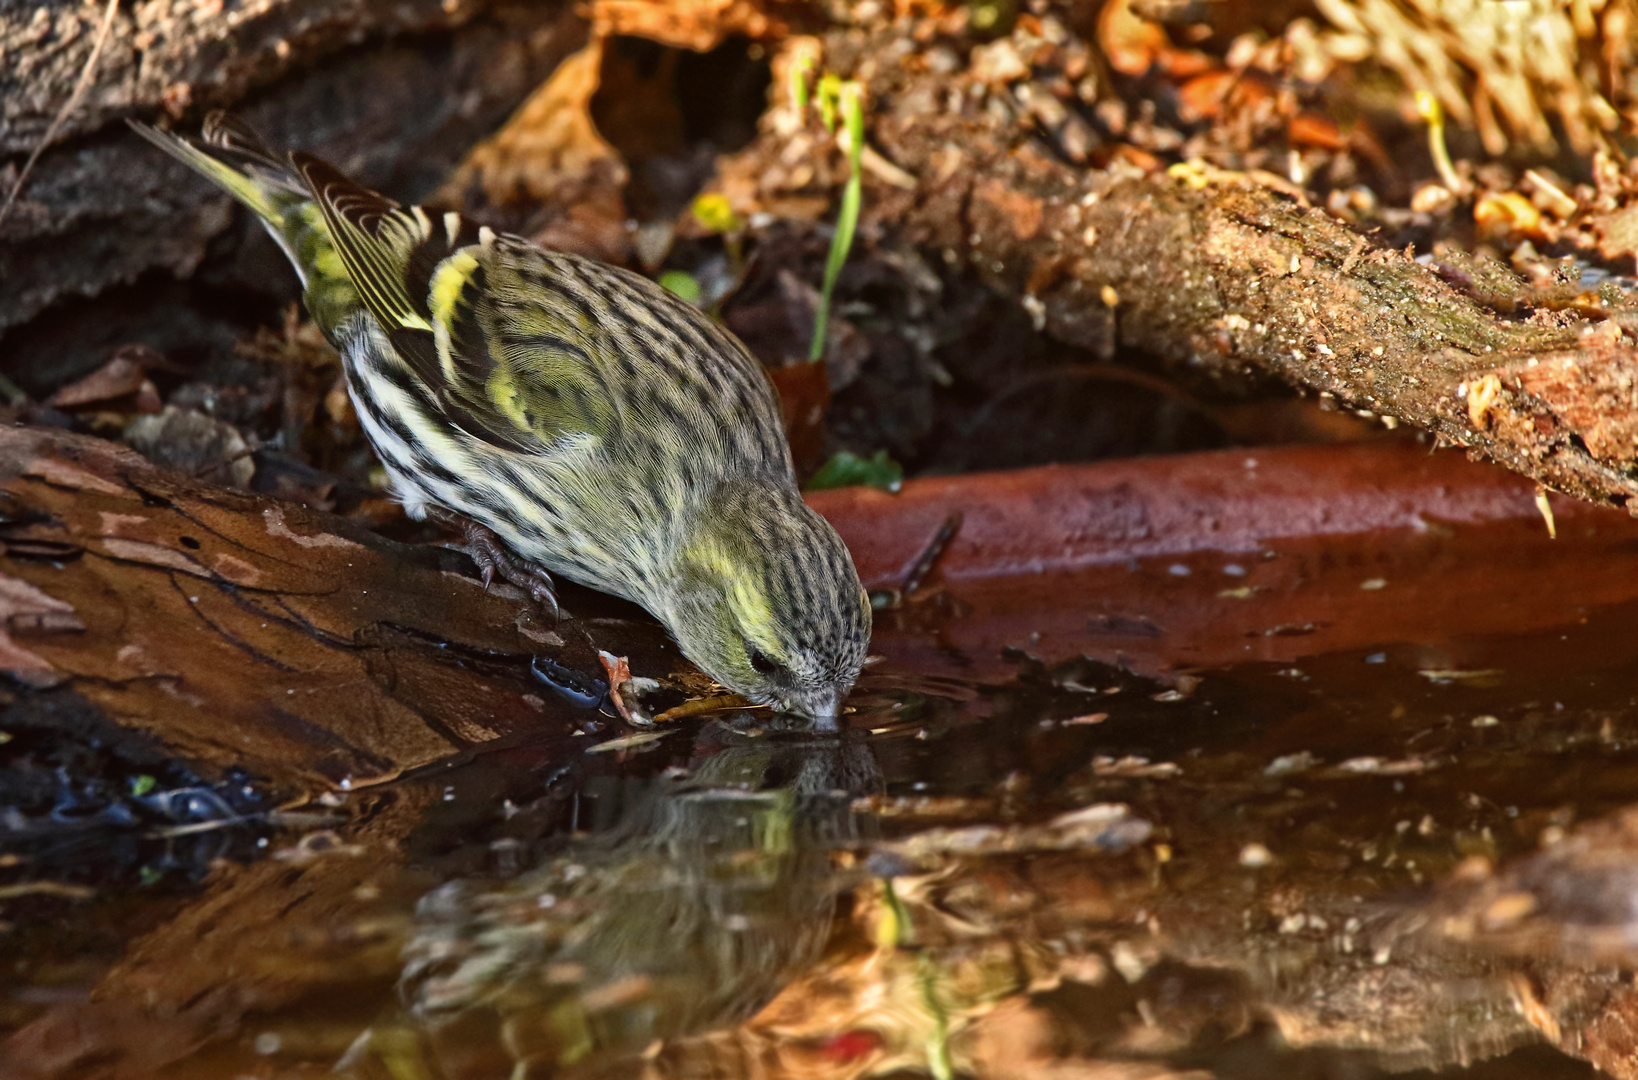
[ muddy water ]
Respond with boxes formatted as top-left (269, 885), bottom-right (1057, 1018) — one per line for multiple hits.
top-left (5, 458), bottom-right (1638, 1077)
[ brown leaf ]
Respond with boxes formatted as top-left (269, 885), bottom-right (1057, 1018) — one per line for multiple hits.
top-left (598, 649), bottom-right (658, 724)
top-left (47, 352), bottom-right (163, 415)
top-left (1594, 204), bottom-right (1638, 264)
top-left (443, 37), bottom-right (628, 209)
top-left (973, 178), bottom-right (1044, 241)
top-left (767, 359), bottom-right (830, 475)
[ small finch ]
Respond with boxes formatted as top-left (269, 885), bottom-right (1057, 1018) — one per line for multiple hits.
top-left (132, 113), bottom-right (871, 722)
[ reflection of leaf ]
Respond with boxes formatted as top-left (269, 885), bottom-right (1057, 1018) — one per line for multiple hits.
top-left (586, 730), bottom-right (671, 753)
top-left (807, 449), bottom-right (903, 493)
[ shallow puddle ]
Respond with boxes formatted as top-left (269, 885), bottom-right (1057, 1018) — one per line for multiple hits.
top-left (6, 449), bottom-right (1638, 1078)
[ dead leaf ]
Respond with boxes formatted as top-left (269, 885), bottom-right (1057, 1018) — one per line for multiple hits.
top-left (442, 37), bottom-right (628, 208)
top-left (1595, 204), bottom-right (1638, 265)
top-left (597, 649), bottom-right (659, 724)
top-left (969, 39), bottom-right (1031, 87)
top-left (651, 693), bottom-right (754, 723)
top-left (974, 179), bottom-right (1044, 241)
top-left (1474, 192), bottom-right (1543, 239)
top-left (1099, 0), bottom-right (1169, 76)
top-left (767, 359), bottom-right (831, 475)
top-left (47, 351), bottom-right (163, 415)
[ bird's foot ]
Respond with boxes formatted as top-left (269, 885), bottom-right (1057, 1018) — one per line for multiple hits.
top-left (459, 521), bottom-right (559, 619)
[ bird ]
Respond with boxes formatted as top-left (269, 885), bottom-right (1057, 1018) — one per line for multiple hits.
top-left (130, 112), bottom-right (872, 723)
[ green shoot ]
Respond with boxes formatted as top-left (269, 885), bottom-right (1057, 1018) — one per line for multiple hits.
top-left (790, 53), bottom-right (814, 113)
top-left (816, 72), bottom-right (844, 134)
top-left (809, 79), bottom-right (865, 362)
top-left (1416, 90), bottom-right (1465, 195)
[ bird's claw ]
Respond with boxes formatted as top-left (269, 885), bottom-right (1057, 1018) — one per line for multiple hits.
top-left (460, 521), bottom-right (558, 620)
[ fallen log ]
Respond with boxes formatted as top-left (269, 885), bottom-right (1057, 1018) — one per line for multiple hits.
top-left (711, 12), bottom-right (1638, 509)
top-left (0, 423), bottom-right (667, 792)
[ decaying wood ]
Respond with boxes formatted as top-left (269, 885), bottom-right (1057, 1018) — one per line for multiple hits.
top-left (0, 424), bottom-right (668, 791)
top-left (714, 19), bottom-right (1638, 509)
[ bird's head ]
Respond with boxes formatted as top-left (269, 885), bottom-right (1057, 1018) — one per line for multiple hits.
top-left (662, 482), bottom-right (871, 725)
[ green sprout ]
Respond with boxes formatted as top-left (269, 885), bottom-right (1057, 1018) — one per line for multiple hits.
top-left (809, 77), bottom-right (865, 363)
top-left (130, 774), bottom-right (157, 797)
top-left (1416, 90), bottom-right (1465, 195)
top-left (789, 53), bottom-right (815, 114)
top-left (816, 72), bottom-right (843, 133)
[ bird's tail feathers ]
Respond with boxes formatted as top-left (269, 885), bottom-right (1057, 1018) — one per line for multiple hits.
top-left (127, 111), bottom-right (306, 228)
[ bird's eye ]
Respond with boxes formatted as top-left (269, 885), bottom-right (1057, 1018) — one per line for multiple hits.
top-left (748, 648), bottom-right (779, 675)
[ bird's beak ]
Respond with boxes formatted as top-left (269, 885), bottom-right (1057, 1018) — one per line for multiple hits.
top-left (785, 688), bottom-right (840, 728)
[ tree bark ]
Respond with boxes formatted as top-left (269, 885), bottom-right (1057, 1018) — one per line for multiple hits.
top-left (0, 423), bottom-right (666, 792)
top-left (0, 0), bottom-right (584, 340)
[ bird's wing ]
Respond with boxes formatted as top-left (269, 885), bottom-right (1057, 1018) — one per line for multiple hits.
top-left (431, 238), bottom-right (619, 452)
top-left (292, 153), bottom-right (611, 454)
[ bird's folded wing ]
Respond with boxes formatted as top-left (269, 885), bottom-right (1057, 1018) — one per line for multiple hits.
top-left (292, 153), bottom-right (610, 454)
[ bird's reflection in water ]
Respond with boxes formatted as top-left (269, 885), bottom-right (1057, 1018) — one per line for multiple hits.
top-left (352, 716), bottom-right (881, 1079)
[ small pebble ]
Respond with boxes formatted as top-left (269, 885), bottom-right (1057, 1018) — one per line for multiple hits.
top-left (1239, 843), bottom-right (1273, 867)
